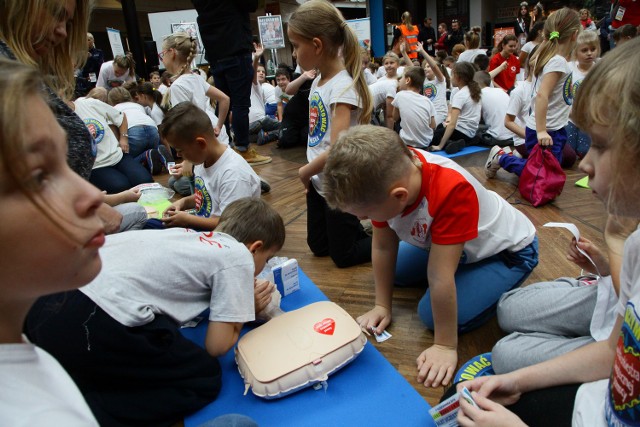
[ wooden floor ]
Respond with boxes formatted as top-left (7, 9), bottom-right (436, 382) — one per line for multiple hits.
top-left (163, 141), bottom-right (607, 407)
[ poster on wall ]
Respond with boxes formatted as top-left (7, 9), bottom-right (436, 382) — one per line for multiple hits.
top-left (106, 27), bottom-right (125, 57)
top-left (346, 18), bottom-right (371, 52)
top-left (493, 26), bottom-right (515, 47)
top-left (170, 22), bottom-right (202, 52)
top-left (258, 15), bottom-right (285, 49)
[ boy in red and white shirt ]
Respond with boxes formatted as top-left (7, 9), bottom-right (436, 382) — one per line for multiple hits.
top-left (323, 125), bottom-right (538, 390)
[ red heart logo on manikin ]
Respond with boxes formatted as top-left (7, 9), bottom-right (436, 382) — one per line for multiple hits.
top-left (313, 318), bottom-right (336, 335)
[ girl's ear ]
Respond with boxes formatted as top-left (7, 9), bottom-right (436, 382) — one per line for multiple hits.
top-left (312, 37), bottom-right (324, 55)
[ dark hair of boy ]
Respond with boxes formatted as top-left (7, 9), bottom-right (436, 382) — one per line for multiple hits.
top-left (613, 24), bottom-right (638, 41)
top-left (149, 71), bottom-right (160, 79)
top-left (217, 198), bottom-right (286, 251)
top-left (473, 70), bottom-right (491, 88)
top-left (160, 101), bottom-right (214, 144)
top-left (275, 66), bottom-right (292, 81)
top-left (473, 54), bottom-right (490, 71)
top-left (403, 66), bottom-right (426, 90)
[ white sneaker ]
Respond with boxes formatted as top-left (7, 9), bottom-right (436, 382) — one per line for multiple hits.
top-left (485, 145), bottom-right (505, 178)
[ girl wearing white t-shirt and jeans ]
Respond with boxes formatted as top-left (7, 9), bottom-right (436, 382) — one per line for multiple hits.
top-left (429, 61), bottom-right (482, 154)
top-left (486, 9), bottom-right (580, 178)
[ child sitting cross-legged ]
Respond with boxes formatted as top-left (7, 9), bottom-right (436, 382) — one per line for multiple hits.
top-left (392, 66), bottom-right (436, 148)
top-left (160, 101), bottom-right (261, 231)
top-left (25, 197), bottom-right (285, 427)
top-left (323, 125), bottom-right (538, 389)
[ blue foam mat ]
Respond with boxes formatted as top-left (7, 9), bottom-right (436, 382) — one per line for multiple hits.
top-left (181, 269), bottom-right (434, 427)
top-left (430, 145), bottom-right (489, 159)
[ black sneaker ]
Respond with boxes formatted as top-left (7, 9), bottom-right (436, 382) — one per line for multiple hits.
top-left (157, 145), bottom-right (174, 171)
top-left (260, 177), bottom-right (271, 194)
top-left (444, 139), bottom-right (465, 155)
top-left (145, 149), bottom-right (164, 175)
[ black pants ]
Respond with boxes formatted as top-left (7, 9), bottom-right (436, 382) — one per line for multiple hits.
top-left (441, 381), bottom-right (580, 427)
top-left (306, 184), bottom-right (372, 268)
top-left (432, 123), bottom-right (480, 148)
top-left (25, 291), bottom-right (221, 427)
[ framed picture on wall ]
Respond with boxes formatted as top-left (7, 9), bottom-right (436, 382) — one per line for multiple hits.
top-left (170, 22), bottom-right (202, 52)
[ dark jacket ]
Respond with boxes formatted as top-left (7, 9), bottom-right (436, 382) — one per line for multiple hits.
top-left (191, 0), bottom-right (258, 62)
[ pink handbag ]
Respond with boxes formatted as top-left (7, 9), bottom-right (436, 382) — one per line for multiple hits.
top-left (518, 144), bottom-right (566, 207)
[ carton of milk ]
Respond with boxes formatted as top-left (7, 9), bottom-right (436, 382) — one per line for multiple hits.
top-left (271, 259), bottom-right (300, 297)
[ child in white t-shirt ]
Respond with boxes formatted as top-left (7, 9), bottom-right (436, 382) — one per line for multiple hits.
top-left (429, 62), bottom-right (482, 154)
top-left (474, 71), bottom-right (516, 146)
top-left (249, 46), bottom-right (281, 145)
top-left (392, 66), bottom-right (436, 148)
top-left (419, 43), bottom-right (448, 126)
top-left (160, 102), bottom-right (261, 231)
top-left (26, 197), bottom-right (285, 426)
top-left (0, 59), bottom-right (100, 427)
top-left (369, 76), bottom-right (398, 129)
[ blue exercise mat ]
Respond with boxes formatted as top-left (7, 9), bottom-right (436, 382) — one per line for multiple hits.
top-left (429, 145), bottom-right (489, 159)
top-left (181, 268), bottom-right (435, 427)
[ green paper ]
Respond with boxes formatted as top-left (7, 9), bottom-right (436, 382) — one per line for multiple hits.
top-left (575, 176), bottom-right (590, 189)
top-left (138, 199), bottom-right (173, 219)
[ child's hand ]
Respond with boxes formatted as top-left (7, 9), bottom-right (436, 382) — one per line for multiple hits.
top-left (458, 391), bottom-right (527, 427)
top-left (416, 41), bottom-right (425, 54)
top-left (400, 41), bottom-right (406, 53)
top-left (254, 43), bottom-right (264, 58)
top-left (163, 200), bottom-right (184, 217)
top-left (303, 69), bottom-right (317, 80)
top-left (460, 374), bottom-right (523, 407)
top-left (298, 165), bottom-right (312, 193)
top-left (536, 131), bottom-right (553, 146)
top-left (567, 237), bottom-right (609, 276)
top-left (213, 125), bottom-right (222, 137)
top-left (416, 344), bottom-right (457, 388)
top-left (119, 188), bottom-right (141, 203)
top-left (356, 305), bottom-right (391, 335)
top-left (119, 138), bottom-right (129, 153)
top-left (180, 160), bottom-right (193, 178)
top-left (160, 210), bottom-right (190, 227)
top-left (254, 279), bottom-right (275, 314)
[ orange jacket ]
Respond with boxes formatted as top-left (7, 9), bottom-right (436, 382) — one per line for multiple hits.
top-left (399, 24), bottom-right (419, 59)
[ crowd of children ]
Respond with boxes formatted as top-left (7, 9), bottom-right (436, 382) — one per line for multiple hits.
top-left (2, 0), bottom-right (640, 426)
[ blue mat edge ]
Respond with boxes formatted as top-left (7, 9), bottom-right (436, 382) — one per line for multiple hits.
top-left (430, 145), bottom-right (489, 159)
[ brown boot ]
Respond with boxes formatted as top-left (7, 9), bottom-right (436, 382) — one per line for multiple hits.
top-left (236, 147), bottom-right (272, 166)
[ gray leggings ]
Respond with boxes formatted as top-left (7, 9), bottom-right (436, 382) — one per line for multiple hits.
top-left (492, 278), bottom-right (597, 374)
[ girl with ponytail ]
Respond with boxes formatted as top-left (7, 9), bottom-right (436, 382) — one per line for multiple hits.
top-left (485, 8), bottom-right (580, 179)
top-left (288, 0), bottom-right (374, 268)
top-left (160, 32), bottom-right (230, 144)
top-left (429, 61), bottom-right (482, 154)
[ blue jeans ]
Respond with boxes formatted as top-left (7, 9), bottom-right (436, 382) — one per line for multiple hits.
top-left (565, 121), bottom-right (591, 159)
top-left (395, 237), bottom-right (539, 333)
top-left (89, 154), bottom-right (153, 194)
top-left (500, 127), bottom-right (567, 176)
top-left (127, 125), bottom-right (159, 163)
top-left (249, 116), bottom-right (281, 134)
top-left (211, 54), bottom-right (253, 151)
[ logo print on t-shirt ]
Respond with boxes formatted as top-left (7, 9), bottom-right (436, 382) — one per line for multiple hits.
top-left (606, 301), bottom-right (640, 425)
top-left (194, 176), bottom-right (213, 218)
top-left (572, 79), bottom-right (583, 99)
top-left (308, 91), bottom-right (328, 147)
top-left (410, 219), bottom-right (429, 244)
top-left (83, 118), bottom-right (105, 144)
top-left (423, 82), bottom-right (437, 101)
top-left (562, 73), bottom-right (574, 105)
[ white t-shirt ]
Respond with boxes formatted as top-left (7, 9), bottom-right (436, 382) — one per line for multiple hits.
top-left (146, 103), bottom-right (164, 126)
top-left (96, 61), bottom-right (134, 90)
top-left (192, 146), bottom-right (261, 219)
top-left (567, 61), bottom-right (590, 124)
top-left (423, 77), bottom-right (448, 126)
top-left (74, 97), bottom-right (124, 169)
top-left (573, 228), bottom-right (640, 426)
top-left (249, 81), bottom-right (266, 123)
top-left (169, 74), bottom-right (229, 145)
top-left (158, 84), bottom-right (169, 95)
top-left (364, 68), bottom-right (377, 85)
top-left (0, 341), bottom-right (98, 426)
top-left (480, 87), bottom-right (515, 140)
top-left (114, 102), bottom-right (157, 128)
top-left (81, 228), bottom-right (256, 327)
top-left (506, 81), bottom-right (532, 146)
top-left (372, 148), bottom-right (536, 263)
top-left (457, 48), bottom-right (486, 64)
top-left (450, 86), bottom-right (482, 138)
top-left (262, 82), bottom-right (276, 104)
top-left (369, 78), bottom-right (397, 109)
top-left (274, 86), bottom-right (293, 104)
top-left (376, 66), bottom-right (387, 79)
top-left (307, 70), bottom-right (360, 193)
top-left (392, 90), bottom-right (436, 148)
top-left (525, 54), bottom-right (572, 131)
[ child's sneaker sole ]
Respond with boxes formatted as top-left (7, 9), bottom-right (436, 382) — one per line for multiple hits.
top-left (485, 145), bottom-right (504, 178)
